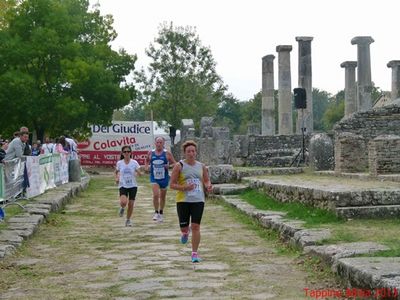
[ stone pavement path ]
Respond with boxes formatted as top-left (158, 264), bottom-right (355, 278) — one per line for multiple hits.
top-left (0, 174), bottom-right (338, 299)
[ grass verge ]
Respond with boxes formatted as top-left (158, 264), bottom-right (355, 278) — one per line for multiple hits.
top-left (240, 189), bottom-right (342, 226)
top-left (239, 189), bottom-right (400, 256)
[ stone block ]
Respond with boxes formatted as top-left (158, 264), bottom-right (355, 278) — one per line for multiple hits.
top-left (292, 229), bottom-right (331, 247)
top-left (0, 231), bottom-right (24, 247)
top-left (304, 242), bottom-right (389, 270)
top-left (309, 133), bottom-right (334, 171)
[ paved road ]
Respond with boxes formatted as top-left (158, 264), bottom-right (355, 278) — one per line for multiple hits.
top-left (0, 173), bottom-right (338, 299)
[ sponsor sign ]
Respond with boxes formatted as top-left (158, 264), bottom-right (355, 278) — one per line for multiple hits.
top-left (3, 158), bottom-right (25, 200)
top-left (78, 121), bottom-right (153, 166)
top-left (39, 154), bottom-right (56, 194)
top-left (26, 156), bottom-right (41, 198)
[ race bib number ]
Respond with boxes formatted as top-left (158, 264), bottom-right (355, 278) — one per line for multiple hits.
top-left (123, 169), bottom-right (133, 186)
top-left (153, 165), bottom-right (165, 180)
top-left (186, 178), bottom-right (201, 196)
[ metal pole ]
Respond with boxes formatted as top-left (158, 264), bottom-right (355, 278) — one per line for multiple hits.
top-left (301, 109), bottom-right (305, 162)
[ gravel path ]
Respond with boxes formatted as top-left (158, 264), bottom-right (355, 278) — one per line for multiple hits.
top-left (0, 174), bottom-right (338, 299)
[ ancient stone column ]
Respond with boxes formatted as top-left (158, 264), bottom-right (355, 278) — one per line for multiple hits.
top-left (340, 61), bottom-right (358, 116)
top-left (295, 36), bottom-right (313, 134)
top-left (261, 55), bottom-right (275, 136)
top-left (276, 45), bottom-right (293, 135)
top-left (351, 36), bottom-right (374, 111)
top-left (387, 60), bottom-right (400, 101)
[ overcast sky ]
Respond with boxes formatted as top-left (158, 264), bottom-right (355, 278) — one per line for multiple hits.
top-left (90, 0), bottom-right (399, 101)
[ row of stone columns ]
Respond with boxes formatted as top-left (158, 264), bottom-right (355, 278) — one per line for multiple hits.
top-left (261, 37), bottom-right (314, 136)
top-left (341, 37), bottom-right (400, 118)
top-left (262, 36), bottom-right (400, 133)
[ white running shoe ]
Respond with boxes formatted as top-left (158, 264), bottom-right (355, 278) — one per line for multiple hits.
top-left (125, 219), bottom-right (132, 227)
top-left (152, 213), bottom-right (159, 221)
top-left (158, 214), bottom-right (164, 223)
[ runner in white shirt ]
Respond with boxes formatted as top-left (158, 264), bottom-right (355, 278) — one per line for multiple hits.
top-left (115, 146), bottom-right (142, 227)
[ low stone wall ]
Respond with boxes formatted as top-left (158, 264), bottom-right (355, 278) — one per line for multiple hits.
top-left (335, 132), bottom-right (367, 173)
top-left (248, 134), bottom-right (309, 155)
top-left (244, 177), bottom-right (400, 210)
top-left (207, 165), bottom-right (304, 184)
top-left (369, 134), bottom-right (400, 176)
top-left (334, 100), bottom-right (400, 141)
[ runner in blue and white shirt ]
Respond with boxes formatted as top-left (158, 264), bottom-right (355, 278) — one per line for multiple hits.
top-left (145, 137), bottom-right (176, 223)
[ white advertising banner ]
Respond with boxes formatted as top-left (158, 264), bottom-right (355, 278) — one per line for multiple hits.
top-left (60, 153), bottom-right (69, 184)
top-left (39, 154), bottom-right (56, 193)
top-left (78, 121), bottom-right (154, 166)
top-left (26, 156), bottom-right (41, 198)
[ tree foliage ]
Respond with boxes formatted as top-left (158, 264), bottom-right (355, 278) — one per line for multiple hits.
top-left (214, 93), bottom-right (242, 134)
top-left (321, 90), bottom-right (345, 130)
top-left (0, 0), bottom-right (136, 139)
top-left (135, 22), bottom-right (225, 129)
top-left (312, 88), bottom-right (332, 131)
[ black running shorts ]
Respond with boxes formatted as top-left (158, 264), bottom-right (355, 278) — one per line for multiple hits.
top-left (119, 187), bottom-right (137, 200)
top-left (176, 202), bottom-right (205, 228)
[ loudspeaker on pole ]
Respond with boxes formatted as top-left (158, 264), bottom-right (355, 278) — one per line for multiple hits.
top-left (294, 88), bottom-right (307, 109)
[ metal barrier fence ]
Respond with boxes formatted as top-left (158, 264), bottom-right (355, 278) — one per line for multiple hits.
top-left (0, 154), bottom-right (70, 204)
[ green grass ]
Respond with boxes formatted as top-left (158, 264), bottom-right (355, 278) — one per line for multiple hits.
top-left (239, 189), bottom-right (400, 256)
top-left (0, 199), bottom-right (29, 229)
top-left (240, 189), bottom-right (343, 226)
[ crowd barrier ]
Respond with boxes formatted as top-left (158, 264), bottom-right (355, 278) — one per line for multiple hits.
top-left (0, 153), bottom-right (70, 203)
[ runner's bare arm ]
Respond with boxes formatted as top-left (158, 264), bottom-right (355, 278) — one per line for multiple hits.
top-left (202, 164), bottom-right (212, 193)
top-left (167, 151), bottom-right (176, 168)
top-left (136, 166), bottom-right (143, 176)
top-left (144, 150), bottom-right (151, 172)
top-left (114, 168), bottom-right (119, 184)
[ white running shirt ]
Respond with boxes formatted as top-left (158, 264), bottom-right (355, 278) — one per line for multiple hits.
top-left (116, 159), bottom-right (140, 188)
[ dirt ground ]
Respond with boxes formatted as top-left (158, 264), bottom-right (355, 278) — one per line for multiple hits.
top-left (0, 173), bottom-right (344, 299)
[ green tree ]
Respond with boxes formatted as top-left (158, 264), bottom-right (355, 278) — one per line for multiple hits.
top-left (237, 91), bottom-right (262, 134)
top-left (0, 0), bottom-right (17, 29)
top-left (135, 22), bottom-right (225, 130)
top-left (322, 91), bottom-right (345, 130)
top-left (312, 88), bottom-right (332, 131)
top-left (0, 0), bottom-right (136, 139)
top-left (215, 93), bottom-right (242, 134)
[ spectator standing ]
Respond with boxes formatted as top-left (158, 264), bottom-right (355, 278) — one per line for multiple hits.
top-left (4, 131), bottom-right (29, 161)
top-left (65, 136), bottom-right (78, 160)
top-left (42, 137), bottom-right (54, 154)
top-left (0, 141), bottom-right (8, 162)
top-left (31, 142), bottom-right (40, 156)
top-left (53, 137), bottom-right (68, 154)
top-left (19, 127), bottom-right (31, 156)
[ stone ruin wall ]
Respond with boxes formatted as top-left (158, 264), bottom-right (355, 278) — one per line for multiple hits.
top-left (174, 117), bottom-right (309, 167)
top-left (333, 100), bottom-right (400, 174)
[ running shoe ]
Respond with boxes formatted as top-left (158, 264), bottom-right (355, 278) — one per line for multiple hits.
top-left (152, 213), bottom-right (159, 221)
top-left (180, 231), bottom-right (189, 244)
top-left (158, 214), bottom-right (164, 223)
top-left (119, 207), bottom-right (124, 217)
top-left (191, 252), bottom-right (202, 263)
top-left (125, 219), bottom-right (132, 227)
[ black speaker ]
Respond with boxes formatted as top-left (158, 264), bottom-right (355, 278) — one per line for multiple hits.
top-left (294, 88), bottom-right (307, 109)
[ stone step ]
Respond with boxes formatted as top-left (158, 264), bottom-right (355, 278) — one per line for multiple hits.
top-left (245, 178), bottom-right (400, 208)
top-left (212, 184), bottom-right (249, 195)
top-left (336, 204), bottom-right (400, 219)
